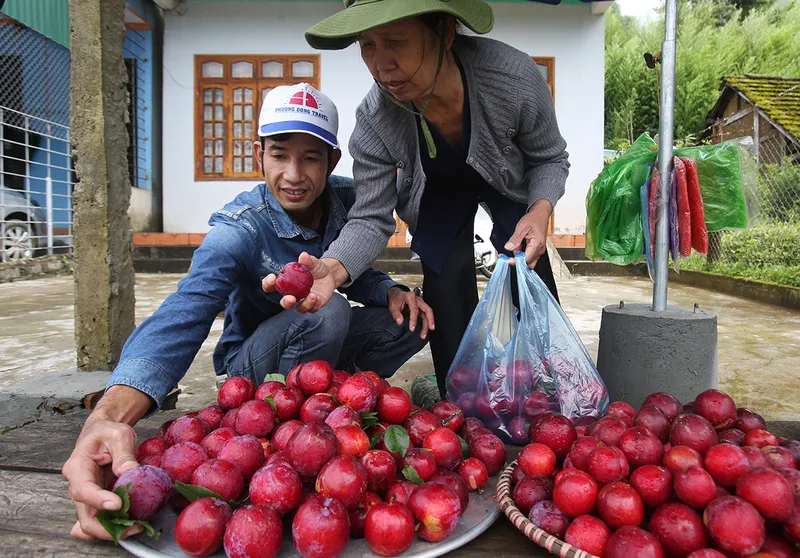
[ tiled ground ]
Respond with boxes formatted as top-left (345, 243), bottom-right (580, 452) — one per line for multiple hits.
top-left (1, 272), bottom-right (798, 419)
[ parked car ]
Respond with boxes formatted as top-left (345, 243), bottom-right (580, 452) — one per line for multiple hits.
top-left (1, 188), bottom-right (46, 262)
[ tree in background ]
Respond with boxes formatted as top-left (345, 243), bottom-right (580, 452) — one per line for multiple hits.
top-left (605, 0), bottom-right (800, 149)
top-left (701, 0), bottom-right (776, 24)
top-left (604, 6), bottom-right (660, 150)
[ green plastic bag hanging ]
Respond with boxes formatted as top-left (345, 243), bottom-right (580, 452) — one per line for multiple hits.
top-left (587, 134), bottom-right (760, 265)
top-left (674, 140), bottom-right (759, 232)
top-left (585, 134), bottom-right (656, 264)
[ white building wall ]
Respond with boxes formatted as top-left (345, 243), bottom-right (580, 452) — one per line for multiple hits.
top-left (129, 187), bottom-right (154, 232)
top-left (162, 1), bottom-right (605, 235)
top-left (490, 3), bottom-right (606, 235)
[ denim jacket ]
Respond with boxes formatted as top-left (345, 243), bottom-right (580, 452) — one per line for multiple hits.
top-left (108, 176), bottom-right (401, 412)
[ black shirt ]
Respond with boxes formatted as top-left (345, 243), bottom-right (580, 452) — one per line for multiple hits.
top-left (411, 55), bottom-right (527, 275)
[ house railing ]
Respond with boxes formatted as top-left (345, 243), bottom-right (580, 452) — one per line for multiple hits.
top-left (0, 104), bottom-right (74, 262)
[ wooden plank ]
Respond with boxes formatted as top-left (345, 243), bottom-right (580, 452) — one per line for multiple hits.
top-left (0, 531), bottom-right (126, 557)
top-left (0, 470), bottom-right (127, 556)
top-left (0, 470), bottom-right (91, 535)
top-left (451, 519), bottom-right (551, 558)
top-left (0, 410), bottom-right (171, 472)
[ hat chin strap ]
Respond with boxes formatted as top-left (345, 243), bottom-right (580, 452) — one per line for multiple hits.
top-left (376, 23), bottom-right (447, 159)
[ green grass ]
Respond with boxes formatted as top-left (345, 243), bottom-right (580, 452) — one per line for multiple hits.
top-left (682, 256), bottom-right (800, 288)
top-left (681, 222), bottom-right (800, 288)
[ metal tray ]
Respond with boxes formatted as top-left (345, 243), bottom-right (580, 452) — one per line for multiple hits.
top-left (120, 475), bottom-right (501, 558)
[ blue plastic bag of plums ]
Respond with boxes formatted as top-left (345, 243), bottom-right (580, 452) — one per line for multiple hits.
top-left (445, 253), bottom-right (609, 443)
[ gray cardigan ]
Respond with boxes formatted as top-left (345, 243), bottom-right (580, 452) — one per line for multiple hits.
top-left (324, 35), bottom-right (570, 282)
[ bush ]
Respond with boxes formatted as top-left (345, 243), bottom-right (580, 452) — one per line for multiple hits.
top-left (757, 161), bottom-right (800, 223)
top-left (682, 222), bottom-right (800, 287)
top-left (718, 222), bottom-right (800, 268)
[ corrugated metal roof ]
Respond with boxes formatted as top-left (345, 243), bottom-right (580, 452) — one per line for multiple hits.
top-left (1, 0), bottom-right (71, 49)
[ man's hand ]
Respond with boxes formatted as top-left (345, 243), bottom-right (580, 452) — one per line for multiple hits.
top-left (387, 287), bottom-right (435, 340)
top-left (63, 417), bottom-right (140, 541)
top-left (504, 200), bottom-right (553, 269)
top-left (262, 252), bottom-right (349, 313)
top-left (63, 385), bottom-right (151, 541)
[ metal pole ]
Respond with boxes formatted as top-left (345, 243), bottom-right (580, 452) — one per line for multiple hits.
top-left (67, 125), bottom-right (73, 247)
top-left (0, 108), bottom-right (4, 262)
top-left (23, 115), bottom-right (34, 253)
top-left (652, 0), bottom-right (679, 312)
top-left (24, 115), bottom-right (30, 201)
top-left (46, 122), bottom-right (53, 254)
top-left (46, 177), bottom-right (54, 255)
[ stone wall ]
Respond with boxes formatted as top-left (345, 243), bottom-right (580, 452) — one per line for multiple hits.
top-left (0, 255), bottom-right (72, 283)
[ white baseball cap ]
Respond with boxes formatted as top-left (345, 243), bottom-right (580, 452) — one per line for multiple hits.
top-left (258, 82), bottom-right (339, 149)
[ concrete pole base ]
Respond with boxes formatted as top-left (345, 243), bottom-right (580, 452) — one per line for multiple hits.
top-left (596, 303), bottom-right (718, 408)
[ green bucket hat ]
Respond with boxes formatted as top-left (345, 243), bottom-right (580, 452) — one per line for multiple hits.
top-left (305, 0), bottom-right (494, 51)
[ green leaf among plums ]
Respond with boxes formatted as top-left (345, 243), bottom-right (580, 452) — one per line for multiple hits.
top-left (402, 464), bottom-right (424, 485)
top-left (458, 435), bottom-right (470, 459)
top-left (369, 431), bottom-right (384, 450)
top-left (264, 396), bottom-right (277, 411)
top-left (263, 374), bottom-right (286, 384)
top-left (360, 412), bottom-right (379, 429)
top-left (174, 481), bottom-right (226, 504)
top-left (118, 483), bottom-right (132, 514)
top-left (234, 494), bottom-right (251, 507)
top-left (384, 425), bottom-right (410, 457)
top-left (97, 484), bottom-right (158, 544)
top-left (97, 513), bottom-right (129, 544)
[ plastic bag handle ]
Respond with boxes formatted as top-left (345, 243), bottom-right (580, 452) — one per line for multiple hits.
top-left (484, 255), bottom-right (516, 350)
top-left (512, 252), bottom-right (551, 355)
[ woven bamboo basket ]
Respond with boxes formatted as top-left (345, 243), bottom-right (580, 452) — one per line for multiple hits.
top-left (496, 460), bottom-right (601, 558)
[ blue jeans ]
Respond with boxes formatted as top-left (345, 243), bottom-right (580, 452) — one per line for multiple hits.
top-left (224, 294), bottom-right (428, 384)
